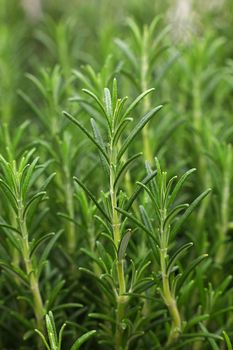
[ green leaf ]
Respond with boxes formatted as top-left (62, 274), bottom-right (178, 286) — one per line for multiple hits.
top-left (12, 120), bottom-right (30, 149)
top-left (113, 117), bottom-right (133, 145)
top-left (114, 96), bottom-right (129, 124)
top-left (164, 203), bottom-right (189, 231)
top-left (90, 118), bottom-right (109, 176)
top-left (58, 323), bottom-right (66, 350)
top-left (125, 170), bottom-right (157, 211)
top-left (133, 278), bottom-right (155, 293)
top-left (157, 119), bottom-right (185, 153)
top-left (136, 181), bottom-right (160, 218)
top-left (46, 280), bottom-right (66, 311)
top-left (46, 312), bottom-right (57, 350)
top-left (30, 233), bottom-right (55, 258)
top-left (120, 69), bottom-right (140, 90)
top-left (180, 332), bottom-right (222, 341)
top-left (115, 39), bottom-right (138, 70)
top-left (114, 153), bottom-right (142, 190)
top-left (223, 331), bottom-right (233, 350)
top-left (94, 215), bottom-right (112, 235)
top-left (185, 314), bottom-right (210, 331)
top-left (177, 254), bottom-right (208, 292)
top-left (34, 329), bottom-right (50, 350)
top-left (53, 303), bottom-right (83, 311)
top-left (122, 88), bottom-right (155, 120)
top-left (199, 323), bottom-right (222, 349)
top-left (0, 222), bottom-right (22, 251)
top-left (168, 168), bottom-right (196, 207)
top-left (0, 179), bottom-right (18, 211)
top-left (81, 248), bottom-right (105, 269)
top-left (215, 275), bottom-right (232, 295)
top-left (70, 330), bottom-right (96, 350)
top-left (118, 105), bottom-right (162, 161)
top-left (18, 90), bottom-right (46, 126)
top-left (112, 78), bottom-right (118, 110)
top-left (73, 69), bottom-right (93, 89)
top-left (41, 172), bottom-right (56, 191)
top-left (127, 18), bottom-right (142, 49)
top-left (0, 260), bottom-right (29, 286)
top-left (73, 177), bottom-right (110, 222)
top-left (63, 111), bottom-right (109, 163)
top-left (118, 230), bottom-right (132, 260)
top-left (104, 88), bottom-right (112, 118)
top-left (25, 73), bottom-right (47, 98)
top-left (167, 242), bottom-right (193, 275)
top-left (171, 189), bottom-right (211, 239)
top-left (89, 312), bottom-right (115, 323)
top-left (90, 119), bottom-right (106, 152)
top-left (38, 230), bottom-right (63, 276)
top-left (100, 232), bottom-right (117, 252)
top-left (21, 157), bottom-right (39, 200)
top-left (23, 191), bottom-right (46, 219)
top-left (23, 329), bottom-right (36, 341)
top-left (139, 205), bottom-right (154, 236)
top-left (82, 88), bottom-right (109, 122)
top-left (115, 207), bottom-right (157, 244)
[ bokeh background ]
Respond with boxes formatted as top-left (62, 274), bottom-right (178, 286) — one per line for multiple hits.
top-left (1, 1), bottom-right (233, 349)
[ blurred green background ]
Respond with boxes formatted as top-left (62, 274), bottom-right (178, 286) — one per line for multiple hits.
top-left (1, 1), bottom-right (233, 349)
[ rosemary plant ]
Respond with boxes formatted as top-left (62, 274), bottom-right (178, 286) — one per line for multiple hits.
top-left (0, 150), bottom-right (55, 346)
top-left (64, 79), bottom-right (162, 349)
top-left (115, 18), bottom-right (177, 163)
top-left (1, 1), bottom-right (233, 349)
top-left (117, 159), bottom-right (211, 346)
top-left (19, 67), bottom-right (79, 256)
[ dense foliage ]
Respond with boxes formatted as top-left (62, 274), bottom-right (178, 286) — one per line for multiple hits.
top-left (0, 1), bottom-right (233, 349)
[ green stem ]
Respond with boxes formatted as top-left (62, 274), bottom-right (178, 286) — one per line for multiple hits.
top-left (140, 35), bottom-right (155, 318)
top-left (160, 248), bottom-right (182, 345)
top-left (18, 199), bottom-right (44, 349)
top-left (160, 249), bottom-right (182, 345)
top-left (64, 166), bottom-right (76, 255)
top-left (54, 134), bottom-right (76, 256)
top-left (109, 139), bottom-right (128, 350)
top-left (159, 207), bottom-right (181, 345)
top-left (115, 260), bottom-right (128, 350)
top-left (109, 143), bottom-right (121, 247)
top-left (216, 145), bottom-right (232, 265)
top-left (192, 78), bottom-right (211, 235)
top-left (141, 27), bottom-right (153, 164)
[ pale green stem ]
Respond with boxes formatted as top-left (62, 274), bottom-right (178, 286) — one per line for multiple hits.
top-left (160, 210), bottom-right (181, 345)
top-left (141, 28), bottom-right (153, 164)
top-left (109, 140), bottom-right (128, 350)
top-left (160, 248), bottom-right (181, 345)
top-left (140, 30), bottom-right (154, 317)
top-left (192, 78), bottom-right (211, 232)
top-left (64, 166), bottom-right (76, 255)
top-left (18, 198), bottom-right (44, 349)
top-left (216, 145), bottom-right (232, 265)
